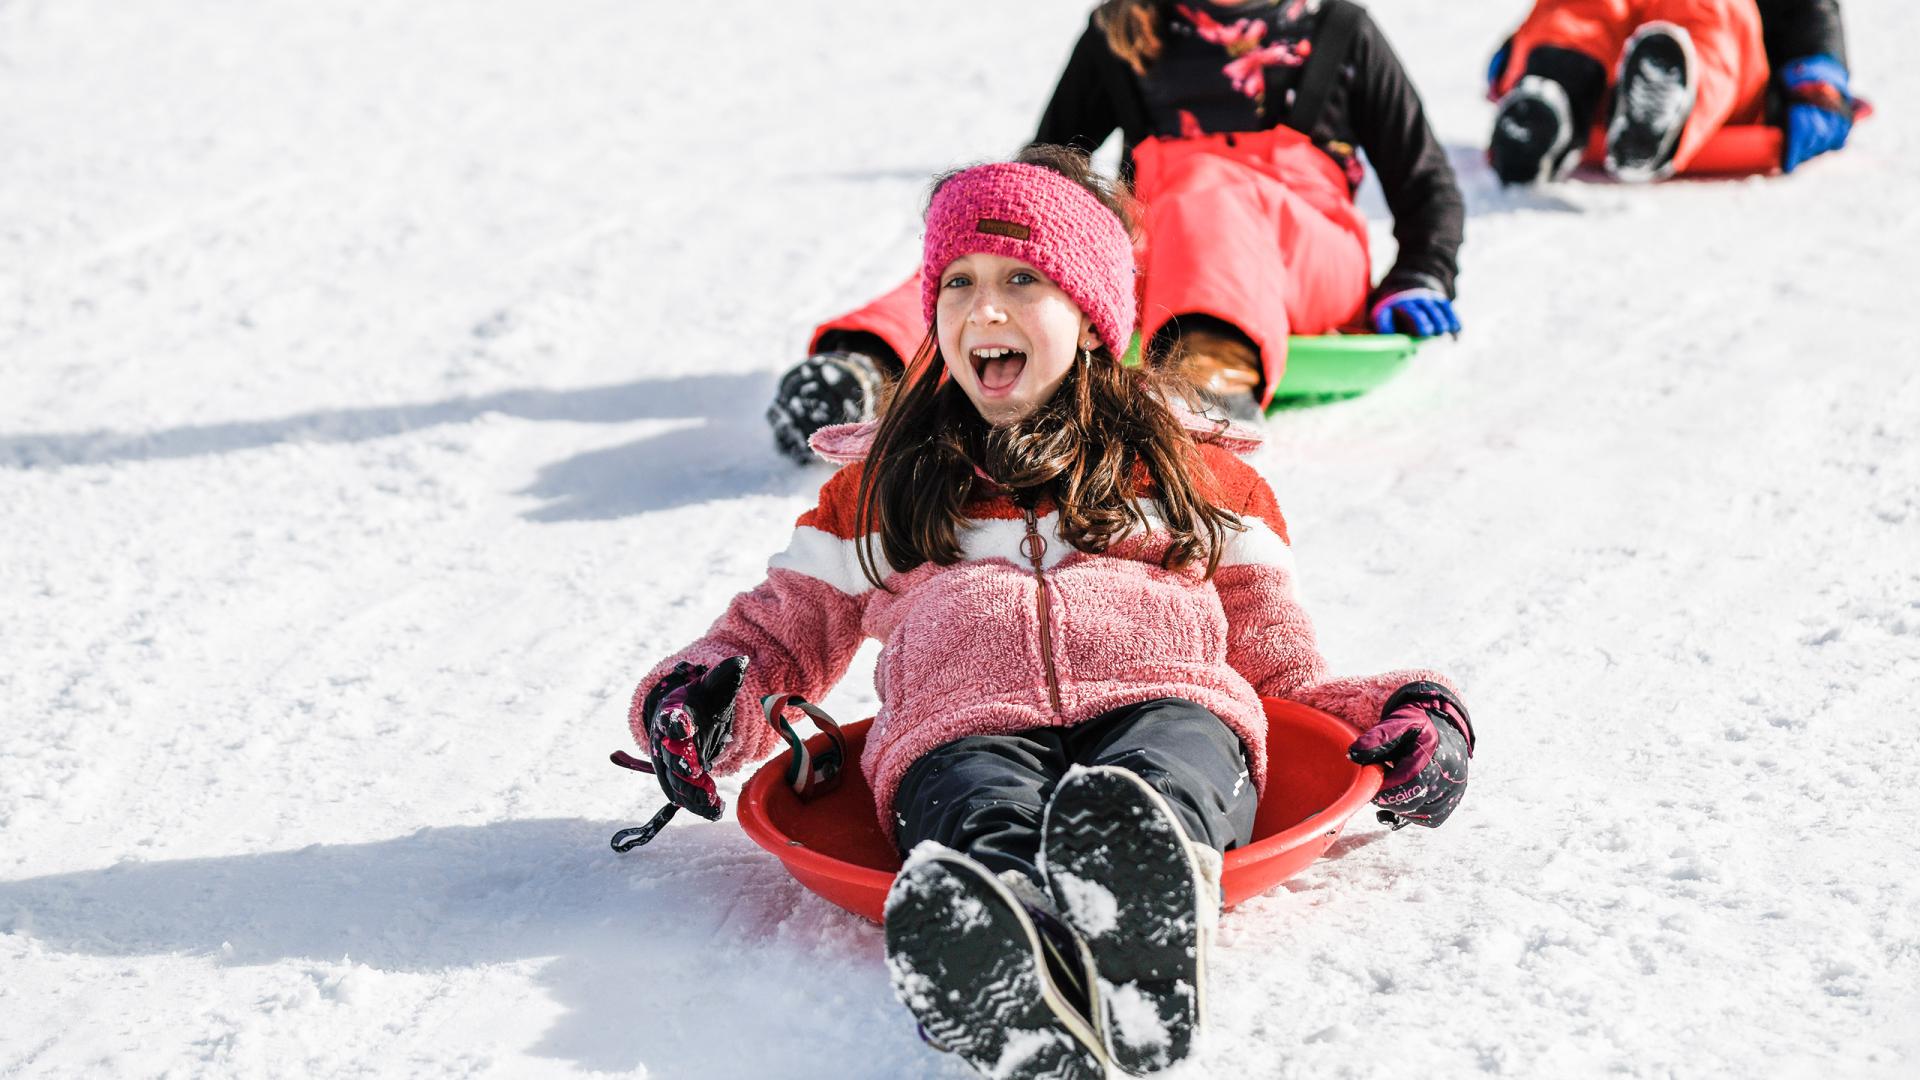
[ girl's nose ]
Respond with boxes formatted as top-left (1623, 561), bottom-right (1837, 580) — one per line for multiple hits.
top-left (969, 293), bottom-right (1008, 325)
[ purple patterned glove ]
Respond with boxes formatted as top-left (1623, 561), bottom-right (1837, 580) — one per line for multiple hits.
top-left (1347, 681), bottom-right (1474, 829)
top-left (609, 656), bottom-right (747, 851)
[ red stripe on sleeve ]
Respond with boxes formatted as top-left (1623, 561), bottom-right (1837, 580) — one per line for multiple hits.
top-left (1197, 444), bottom-right (1289, 543)
top-left (794, 462), bottom-right (869, 540)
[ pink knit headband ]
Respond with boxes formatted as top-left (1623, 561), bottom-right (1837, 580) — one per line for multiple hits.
top-left (920, 162), bottom-right (1136, 354)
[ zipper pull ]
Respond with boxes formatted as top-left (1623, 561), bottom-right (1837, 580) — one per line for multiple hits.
top-left (1020, 508), bottom-right (1048, 569)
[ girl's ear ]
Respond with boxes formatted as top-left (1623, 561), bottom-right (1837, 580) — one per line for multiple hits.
top-left (1081, 317), bottom-right (1099, 350)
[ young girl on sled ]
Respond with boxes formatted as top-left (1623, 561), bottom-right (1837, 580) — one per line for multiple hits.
top-left (627, 147), bottom-right (1475, 1079)
top-left (1487, 0), bottom-right (1854, 183)
top-left (768, 0), bottom-right (1465, 460)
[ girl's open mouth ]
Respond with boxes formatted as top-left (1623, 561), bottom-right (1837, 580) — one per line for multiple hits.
top-left (971, 347), bottom-right (1027, 393)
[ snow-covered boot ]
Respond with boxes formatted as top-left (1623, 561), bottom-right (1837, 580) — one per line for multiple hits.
top-left (766, 349), bottom-right (886, 465)
top-left (1490, 75), bottom-right (1579, 186)
top-left (1605, 23), bottom-right (1697, 182)
top-left (884, 845), bottom-right (1110, 1080)
top-left (1040, 766), bottom-right (1217, 1076)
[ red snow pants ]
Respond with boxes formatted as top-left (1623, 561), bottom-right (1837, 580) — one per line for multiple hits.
top-left (1495, 0), bottom-right (1770, 171)
top-left (810, 127), bottom-right (1370, 406)
top-left (1131, 127), bottom-right (1370, 404)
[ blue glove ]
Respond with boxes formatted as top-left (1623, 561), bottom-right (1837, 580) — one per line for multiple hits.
top-left (1779, 54), bottom-right (1853, 174)
top-left (1370, 287), bottom-right (1461, 338)
top-left (1486, 38), bottom-right (1513, 100)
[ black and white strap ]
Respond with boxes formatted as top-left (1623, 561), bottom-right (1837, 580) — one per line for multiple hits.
top-left (762, 693), bottom-right (847, 800)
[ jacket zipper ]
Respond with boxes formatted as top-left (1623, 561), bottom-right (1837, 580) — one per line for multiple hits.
top-left (1020, 506), bottom-right (1064, 715)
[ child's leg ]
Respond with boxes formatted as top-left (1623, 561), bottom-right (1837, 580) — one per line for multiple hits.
top-left (1497, 0), bottom-right (1634, 103)
top-left (893, 730), bottom-right (1068, 887)
top-left (1134, 138), bottom-right (1368, 406)
top-left (1491, 1), bottom-right (1629, 182)
top-left (1274, 182), bottom-right (1371, 340)
top-left (767, 274), bottom-right (920, 463)
top-left (1040, 762), bottom-right (1222, 1074)
top-left (1067, 696), bottom-right (1259, 854)
top-left (885, 847), bottom-right (1109, 1080)
top-left (1135, 149), bottom-right (1294, 393)
top-left (1042, 700), bottom-right (1259, 1070)
top-left (805, 273), bottom-right (923, 370)
top-left (1635, 0), bottom-right (1769, 170)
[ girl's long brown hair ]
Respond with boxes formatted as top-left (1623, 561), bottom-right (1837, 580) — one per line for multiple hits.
top-left (853, 145), bottom-right (1243, 591)
top-left (1096, 0), bottom-right (1169, 75)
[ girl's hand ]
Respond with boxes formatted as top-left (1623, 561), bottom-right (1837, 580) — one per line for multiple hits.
top-left (1347, 682), bottom-right (1474, 829)
top-left (610, 656), bottom-right (748, 850)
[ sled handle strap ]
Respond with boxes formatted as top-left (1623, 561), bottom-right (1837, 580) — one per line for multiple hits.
top-left (1288, 0), bottom-right (1364, 135)
top-left (762, 693), bottom-right (847, 801)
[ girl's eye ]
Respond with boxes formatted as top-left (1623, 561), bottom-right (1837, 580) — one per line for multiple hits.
top-left (1010, 271), bottom-right (1038, 285)
top-left (943, 274), bottom-right (972, 289)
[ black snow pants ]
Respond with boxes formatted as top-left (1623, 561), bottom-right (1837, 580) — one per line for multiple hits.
top-left (892, 697), bottom-right (1260, 886)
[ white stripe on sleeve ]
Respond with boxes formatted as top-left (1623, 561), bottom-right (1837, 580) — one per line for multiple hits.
top-left (767, 525), bottom-right (878, 596)
top-left (1218, 517), bottom-right (1294, 571)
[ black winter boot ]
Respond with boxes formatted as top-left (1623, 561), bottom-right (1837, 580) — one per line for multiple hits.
top-left (1041, 767), bottom-right (1219, 1076)
top-left (884, 845), bottom-right (1110, 1080)
top-left (1606, 22), bottom-right (1698, 181)
top-left (1491, 76), bottom-right (1579, 186)
top-left (766, 349), bottom-right (886, 465)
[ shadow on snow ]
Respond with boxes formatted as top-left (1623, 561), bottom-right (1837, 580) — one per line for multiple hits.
top-left (517, 411), bottom-right (817, 523)
top-left (0, 822), bottom-right (1387, 1074)
top-left (0, 371), bottom-right (834, 521)
top-left (0, 818), bottom-right (912, 1078)
top-left (0, 372), bottom-right (766, 471)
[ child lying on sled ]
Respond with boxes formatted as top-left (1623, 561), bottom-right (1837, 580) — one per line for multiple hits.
top-left (1487, 0), bottom-right (1855, 183)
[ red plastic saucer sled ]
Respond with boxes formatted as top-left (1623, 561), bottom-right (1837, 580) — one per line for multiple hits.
top-left (738, 698), bottom-right (1384, 923)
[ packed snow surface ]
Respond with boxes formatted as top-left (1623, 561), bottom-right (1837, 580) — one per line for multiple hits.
top-left (3, 0), bottom-right (1916, 1077)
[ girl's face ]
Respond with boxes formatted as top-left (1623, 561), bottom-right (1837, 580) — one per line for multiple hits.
top-left (935, 252), bottom-right (1098, 427)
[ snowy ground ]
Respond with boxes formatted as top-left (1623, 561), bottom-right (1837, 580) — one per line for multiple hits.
top-left (3, 0), bottom-right (1916, 1076)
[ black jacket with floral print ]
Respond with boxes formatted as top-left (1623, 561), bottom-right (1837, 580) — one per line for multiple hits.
top-left (1033, 1), bottom-right (1463, 302)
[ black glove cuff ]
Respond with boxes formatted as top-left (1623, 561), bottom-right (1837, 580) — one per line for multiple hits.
top-left (1369, 272), bottom-right (1452, 309)
top-left (1380, 680), bottom-right (1474, 755)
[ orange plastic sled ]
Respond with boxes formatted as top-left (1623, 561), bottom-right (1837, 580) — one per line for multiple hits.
top-left (737, 698), bottom-right (1384, 923)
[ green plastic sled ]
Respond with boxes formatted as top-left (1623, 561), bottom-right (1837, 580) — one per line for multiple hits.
top-left (1123, 331), bottom-right (1420, 412)
top-left (1266, 332), bottom-right (1420, 411)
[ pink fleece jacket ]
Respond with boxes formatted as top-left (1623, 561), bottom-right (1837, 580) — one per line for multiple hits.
top-left (632, 419), bottom-right (1455, 840)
